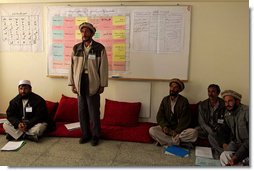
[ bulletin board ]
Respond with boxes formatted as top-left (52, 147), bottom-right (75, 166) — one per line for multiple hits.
top-left (47, 5), bottom-right (191, 81)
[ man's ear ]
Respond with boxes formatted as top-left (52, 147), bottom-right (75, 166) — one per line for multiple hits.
top-left (235, 99), bottom-right (241, 105)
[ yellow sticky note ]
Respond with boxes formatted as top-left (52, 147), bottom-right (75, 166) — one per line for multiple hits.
top-left (113, 44), bottom-right (126, 62)
top-left (112, 30), bottom-right (126, 39)
top-left (112, 16), bottom-right (125, 25)
top-left (75, 17), bottom-right (88, 26)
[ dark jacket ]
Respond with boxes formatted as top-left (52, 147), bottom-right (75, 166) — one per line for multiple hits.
top-left (6, 92), bottom-right (55, 132)
top-left (198, 97), bottom-right (225, 135)
top-left (218, 104), bottom-right (249, 163)
top-left (156, 94), bottom-right (191, 134)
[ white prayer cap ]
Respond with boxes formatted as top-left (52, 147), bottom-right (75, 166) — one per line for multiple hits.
top-left (18, 80), bottom-right (31, 87)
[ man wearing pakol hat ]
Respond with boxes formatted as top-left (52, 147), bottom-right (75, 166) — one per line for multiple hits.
top-left (218, 90), bottom-right (249, 166)
top-left (3, 80), bottom-right (55, 142)
top-left (68, 22), bottom-right (108, 146)
top-left (149, 78), bottom-right (198, 147)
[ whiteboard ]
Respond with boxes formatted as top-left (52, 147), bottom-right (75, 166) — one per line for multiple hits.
top-left (47, 5), bottom-right (191, 81)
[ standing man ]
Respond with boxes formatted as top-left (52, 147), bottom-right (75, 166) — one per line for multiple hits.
top-left (196, 84), bottom-right (225, 158)
top-left (219, 90), bottom-right (249, 166)
top-left (68, 22), bottom-right (108, 146)
top-left (3, 80), bottom-right (55, 142)
top-left (149, 78), bottom-right (198, 146)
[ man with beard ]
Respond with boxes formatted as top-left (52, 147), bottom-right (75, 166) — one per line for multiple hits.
top-left (219, 90), bottom-right (249, 166)
top-left (68, 22), bottom-right (108, 146)
top-left (149, 78), bottom-right (198, 146)
top-left (3, 80), bottom-right (55, 142)
top-left (195, 84), bottom-right (225, 158)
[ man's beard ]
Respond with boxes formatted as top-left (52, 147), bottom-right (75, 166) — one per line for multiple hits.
top-left (170, 91), bottom-right (178, 97)
top-left (20, 93), bottom-right (29, 99)
top-left (82, 37), bottom-right (92, 42)
top-left (226, 104), bottom-right (238, 112)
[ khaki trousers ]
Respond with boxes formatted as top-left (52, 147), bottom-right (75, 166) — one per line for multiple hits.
top-left (149, 125), bottom-right (198, 146)
top-left (3, 121), bottom-right (47, 140)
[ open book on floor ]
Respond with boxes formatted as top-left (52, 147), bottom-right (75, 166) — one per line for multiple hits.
top-left (1, 141), bottom-right (26, 151)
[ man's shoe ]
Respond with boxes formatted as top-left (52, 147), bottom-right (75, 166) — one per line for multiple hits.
top-left (79, 137), bottom-right (90, 144)
top-left (91, 137), bottom-right (99, 146)
top-left (25, 135), bottom-right (39, 142)
top-left (155, 141), bottom-right (162, 147)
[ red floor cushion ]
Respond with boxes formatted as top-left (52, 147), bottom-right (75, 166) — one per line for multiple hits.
top-left (46, 100), bottom-right (59, 120)
top-left (47, 121), bottom-right (156, 143)
top-left (0, 116), bottom-right (6, 134)
top-left (101, 120), bottom-right (156, 143)
top-left (54, 95), bottom-right (79, 123)
top-left (102, 99), bottom-right (141, 127)
top-left (0, 123), bottom-right (4, 134)
top-left (47, 122), bottom-right (82, 137)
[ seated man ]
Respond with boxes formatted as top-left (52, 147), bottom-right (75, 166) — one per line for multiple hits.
top-left (149, 78), bottom-right (198, 147)
top-left (219, 90), bottom-right (249, 166)
top-left (196, 84), bottom-right (225, 158)
top-left (3, 80), bottom-right (55, 142)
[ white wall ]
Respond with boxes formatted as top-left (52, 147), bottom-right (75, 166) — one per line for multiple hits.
top-left (0, 0), bottom-right (249, 123)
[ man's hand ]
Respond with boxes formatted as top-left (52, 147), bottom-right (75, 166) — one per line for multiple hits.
top-left (227, 155), bottom-right (238, 166)
top-left (162, 127), bottom-right (169, 135)
top-left (18, 122), bottom-right (27, 132)
top-left (172, 130), bottom-right (178, 137)
top-left (223, 143), bottom-right (228, 150)
top-left (97, 87), bottom-right (104, 94)
top-left (71, 86), bottom-right (78, 94)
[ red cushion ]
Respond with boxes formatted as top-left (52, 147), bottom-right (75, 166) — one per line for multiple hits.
top-left (46, 100), bottom-right (59, 120)
top-left (47, 122), bottom-right (82, 137)
top-left (103, 99), bottom-right (141, 126)
top-left (47, 121), bottom-right (155, 143)
top-left (0, 116), bottom-right (6, 134)
top-left (0, 123), bottom-right (5, 134)
top-left (54, 95), bottom-right (79, 122)
top-left (101, 120), bottom-right (155, 143)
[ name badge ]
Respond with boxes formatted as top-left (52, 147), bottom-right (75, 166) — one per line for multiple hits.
top-left (88, 54), bottom-right (96, 60)
top-left (26, 107), bottom-right (32, 112)
top-left (217, 119), bottom-right (224, 124)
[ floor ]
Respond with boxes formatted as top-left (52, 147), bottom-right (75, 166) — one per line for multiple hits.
top-left (0, 135), bottom-right (196, 167)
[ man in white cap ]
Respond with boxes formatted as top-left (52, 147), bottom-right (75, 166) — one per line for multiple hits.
top-left (149, 78), bottom-right (198, 147)
top-left (3, 80), bottom-right (55, 142)
top-left (219, 90), bottom-right (249, 166)
top-left (68, 22), bottom-right (108, 146)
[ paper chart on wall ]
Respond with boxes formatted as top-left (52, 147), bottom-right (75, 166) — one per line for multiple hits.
top-left (0, 4), bottom-right (43, 52)
top-left (47, 6), bottom-right (130, 77)
top-left (132, 8), bottom-right (186, 53)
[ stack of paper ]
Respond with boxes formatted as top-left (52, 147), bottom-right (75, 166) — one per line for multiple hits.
top-left (195, 156), bottom-right (221, 166)
top-left (64, 122), bottom-right (80, 131)
top-left (195, 146), bottom-right (221, 166)
top-left (1, 141), bottom-right (26, 151)
top-left (164, 145), bottom-right (189, 157)
top-left (195, 146), bottom-right (213, 158)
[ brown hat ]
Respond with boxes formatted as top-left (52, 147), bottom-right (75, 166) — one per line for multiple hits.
top-left (221, 90), bottom-right (242, 100)
top-left (169, 78), bottom-right (185, 92)
top-left (79, 22), bottom-right (96, 34)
